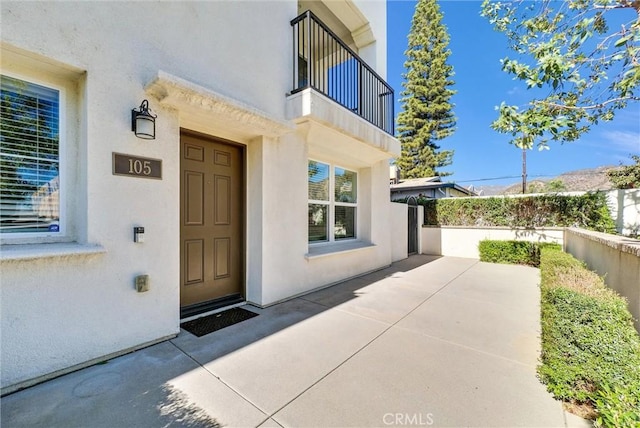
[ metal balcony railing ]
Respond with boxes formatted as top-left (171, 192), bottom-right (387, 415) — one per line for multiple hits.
top-left (291, 10), bottom-right (394, 135)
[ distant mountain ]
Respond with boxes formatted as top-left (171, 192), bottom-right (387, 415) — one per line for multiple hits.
top-left (474, 185), bottom-right (510, 196)
top-left (476, 166), bottom-right (617, 196)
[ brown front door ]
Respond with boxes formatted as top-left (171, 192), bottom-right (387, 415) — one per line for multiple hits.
top-left (180, 131), bottom-right (244, 310)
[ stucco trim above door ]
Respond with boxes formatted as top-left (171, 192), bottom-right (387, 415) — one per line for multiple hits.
top-left (145, 71), bottom-right (295, 140)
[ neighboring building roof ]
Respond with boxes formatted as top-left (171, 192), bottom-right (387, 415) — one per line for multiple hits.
top-left (389, 177), bottom-right (442, 189)
top-left (390, 178), bottom-right (477, 197)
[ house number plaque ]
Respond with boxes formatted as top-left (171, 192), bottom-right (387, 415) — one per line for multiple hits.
top-left (113, 153), bottom-right (162, 179)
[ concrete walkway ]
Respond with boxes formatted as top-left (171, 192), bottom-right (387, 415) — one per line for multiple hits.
top-left (1, 256), bottom-right (592, 427)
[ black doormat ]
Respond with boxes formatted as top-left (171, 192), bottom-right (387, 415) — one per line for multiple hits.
top-left (181, 307), bottom-right (259, 337)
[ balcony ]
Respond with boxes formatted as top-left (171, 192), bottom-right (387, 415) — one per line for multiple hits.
top-left (290, 10), bottom-right (394, 136)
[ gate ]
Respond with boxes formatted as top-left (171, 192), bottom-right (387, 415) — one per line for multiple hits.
top-left (407, 196), bottom-right (418, 255)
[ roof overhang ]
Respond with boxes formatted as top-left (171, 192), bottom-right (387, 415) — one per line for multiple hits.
top-left (321, 0), bottom-right (375, 49)
top-left (390, 182), bottom-right (477, 196)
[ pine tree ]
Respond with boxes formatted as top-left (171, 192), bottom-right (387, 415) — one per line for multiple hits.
top-left (607, 155), bottom-right (640, 190)
top-left (396, 0), bottom-right (456, 179)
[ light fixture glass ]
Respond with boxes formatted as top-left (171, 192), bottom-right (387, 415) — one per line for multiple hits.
top-left (131, 100), bottom-right (156, 139)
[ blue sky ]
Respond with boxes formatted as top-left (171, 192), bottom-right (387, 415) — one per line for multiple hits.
top-left (387, 0), bottom-right (640, 187)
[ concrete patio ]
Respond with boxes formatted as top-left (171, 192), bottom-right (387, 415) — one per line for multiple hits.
top-left (1, 255), bottom-right (591, 427)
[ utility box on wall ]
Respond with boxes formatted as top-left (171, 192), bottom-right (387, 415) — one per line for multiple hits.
top-left (135, 275), bottom-right (150, 293)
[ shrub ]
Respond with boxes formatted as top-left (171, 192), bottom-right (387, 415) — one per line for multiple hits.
top-left (538, 247), bottom-right (640, 426)
top-left (421, 192), bottom-right (616, 233)
top-left (595, 384), bottom-right (640, 427)
top-left (478, 240), bottom-right (560, 267)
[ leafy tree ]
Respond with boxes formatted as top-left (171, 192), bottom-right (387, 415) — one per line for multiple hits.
top-left (527, 179), bottom-right (568, 193)
top-left (396, 0), bottom-right (456, 178)
top-left (545, 178), bottom-right (568, 192)
top-left (525, 182), bottom-right (547, 193)
top-left (481, 0), bottom-right (640, 150)
top-left (607, 154), bottom-right (640, 188)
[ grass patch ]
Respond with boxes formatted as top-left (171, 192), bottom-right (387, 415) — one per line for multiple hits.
top-left (478, 240), bottom-right (560, 267)
top-left (539, 247), bottom-right (640, 427)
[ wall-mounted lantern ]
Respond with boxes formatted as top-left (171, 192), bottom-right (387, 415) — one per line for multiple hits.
top-left (131, 100), bottom-right (156, 140)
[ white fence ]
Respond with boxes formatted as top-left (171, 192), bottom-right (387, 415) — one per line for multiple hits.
top-left (390, 202), bottom-right (408, 262)
top-left (606, 189), bottom-right (640, 237)
top-left (421, 226), bottom-right (564, 259)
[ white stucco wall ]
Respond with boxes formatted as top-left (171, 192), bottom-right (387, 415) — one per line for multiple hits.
top-left (606, 189), bottom-right (640, 237)
top-left (390, 203), bottom-right (408, 262)
top-left (352, 0), bottom-right (387, 78)
top-left (254, 138), bottom-right (395, 305)
top-left (564, 228), bottom-right (640, 332)
top-left (1, 0), bottom-right (395, 392)
top-left (0, 0), bottom-right (293, 391)
top-left (421, 226), bottom-right (564, 259)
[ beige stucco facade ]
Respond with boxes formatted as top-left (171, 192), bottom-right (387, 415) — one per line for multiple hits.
top-left (0, 0), bottom-right (401, 393)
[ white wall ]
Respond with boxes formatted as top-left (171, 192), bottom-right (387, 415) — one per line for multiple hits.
top-left (352, 0), bottom-right (387, 78)
top-left (0, 0), bottom-right (294, 392)
top-left (255, 143), bottom-right (395, 305)
top-left (606, 189), bottom-right (640, 237)
top-left (565, 228), bottom-right (640, 332)
top-left (389, 203), bottom-right (408, 262)
top-left (421, 226), bottom-right (564, 259)
top-left (1, 0), bottom-right (394, 392)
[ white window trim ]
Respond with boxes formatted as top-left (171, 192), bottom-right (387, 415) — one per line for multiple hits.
top-left (308, 159), bottom-right (358, 245)
top-left (333, 163), bottom-right (358, 242)
top-left (305, 240), bottom-right (375, 259)
top-left (0, 72), bottom-right (68, 244)
top-left (0, 242), bottom-right (106, 262)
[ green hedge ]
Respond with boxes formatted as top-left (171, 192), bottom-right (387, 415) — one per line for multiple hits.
top-left (539, 247), bottom-right (640, 426)
top-left (478, 240), bottom-right (560, 266)
top-left (419, 192), bottom-right (615, 232)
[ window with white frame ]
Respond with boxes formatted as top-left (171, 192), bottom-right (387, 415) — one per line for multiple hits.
top-left (0, 74), bottom-right (63, 236)
top-left (308, 160), bottom-right (357, 243)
